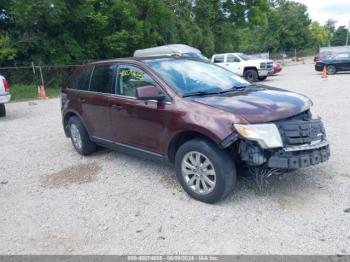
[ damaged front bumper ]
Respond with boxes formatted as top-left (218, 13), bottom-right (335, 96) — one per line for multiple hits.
top-left (268, 140), bottom-right (330, 169)
top-left (238, 115), bottom-right (330, 170)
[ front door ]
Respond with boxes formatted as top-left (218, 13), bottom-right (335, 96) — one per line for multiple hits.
top-left (225, 54), bottom-right (242, 75)
top-left (109, 64), bottom-right (169, 153)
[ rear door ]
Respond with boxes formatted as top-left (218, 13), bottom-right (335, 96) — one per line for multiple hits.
top-left (79, 64), bottom-right (115, 141)
top-left (334, 53), bottom-right (350, 71)
top-left (212, 54), bottom-right (226, 67)
top-left (340, 53), bottom-right (350, 70)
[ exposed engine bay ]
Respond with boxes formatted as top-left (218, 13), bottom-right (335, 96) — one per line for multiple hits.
top-left (236, 110), bottom-right (330, 189)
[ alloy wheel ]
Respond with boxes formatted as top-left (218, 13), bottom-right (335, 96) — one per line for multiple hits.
top-left (181, 151), bottom-right (216, 195)
top-left (70, 123), bottom-right (82, 150)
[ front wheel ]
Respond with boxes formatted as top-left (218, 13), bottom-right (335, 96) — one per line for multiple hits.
top-left (327, 65), bottom-right (336, 75)
top-left (244, 69), bottom-right (258, 82)
top-left (0, 104), bottom-right (5, 117)
top-left (175, 139), bottom-right (236, 203)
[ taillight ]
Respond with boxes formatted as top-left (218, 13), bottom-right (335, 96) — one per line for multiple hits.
top-left (3, 79), bottom-right (10, 93)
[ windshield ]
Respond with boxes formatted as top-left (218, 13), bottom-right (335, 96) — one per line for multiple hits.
top-left (238, 53), bottom-right (251, 61)
top-left (144, 58), bottom-right (250, 95)
top-left (182, 53), bottom-right (210, 61)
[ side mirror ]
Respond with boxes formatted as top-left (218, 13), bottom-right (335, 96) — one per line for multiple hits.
top-left (136, 85), bottom-right (165, 101)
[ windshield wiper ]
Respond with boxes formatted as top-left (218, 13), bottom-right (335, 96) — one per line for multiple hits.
top-left (182, 90), bottom-right (220, 97)
top-left (219, 84), bottom-right (257, 94)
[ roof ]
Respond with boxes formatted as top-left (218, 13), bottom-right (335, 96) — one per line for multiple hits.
top-left (88, 55), bottom-right (183, 65)
top-left (213, 53), bottom-right (242, 56)
top-left (133, 44), bottom-right (201, 57)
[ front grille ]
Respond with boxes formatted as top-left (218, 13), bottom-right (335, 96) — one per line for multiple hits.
top-left (276, 118), bottom-right (326, 147)
top-left (267, 62), bottom-right (273, 69)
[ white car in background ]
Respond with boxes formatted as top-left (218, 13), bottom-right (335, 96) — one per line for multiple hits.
top-left (0, 75), bottom-right (11, 117)
top-left (211, 53), bottom-right (273, 82)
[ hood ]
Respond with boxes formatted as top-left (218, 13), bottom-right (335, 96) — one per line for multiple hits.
top-left (253, 59), bottom-right (273, 63)
top-left (190, 85), bottom-right (312, 123)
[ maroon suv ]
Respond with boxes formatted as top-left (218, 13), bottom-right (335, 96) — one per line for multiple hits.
top-left (61, 57), bottom-right (330, 203)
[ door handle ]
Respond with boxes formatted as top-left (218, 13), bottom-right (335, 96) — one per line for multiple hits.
top-left (78, 98), bottom-right (86, 103)
top-left (111, 104), bottom-right (123, 110)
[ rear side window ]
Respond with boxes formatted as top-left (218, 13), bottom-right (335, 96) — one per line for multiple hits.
top-left (89, 64), bottom-right (115, 94)
top-left (213, 55), bottom-right (225, 63)
top-left (336, 53), bottom-right (350, 59)
top-left (69, 66), bottom-right (92, 91)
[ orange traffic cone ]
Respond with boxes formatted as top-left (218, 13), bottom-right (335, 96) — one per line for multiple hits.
top-left (38, 85), bottom-right (48, 99)
top-left (321, 66), bottom-right (327, 78)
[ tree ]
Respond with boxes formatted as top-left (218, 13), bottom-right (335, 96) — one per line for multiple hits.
top-left (262, 0), bottom-right (312, 52)
top-left (0, 0), bottom-right (320, 64)
top-left (331, 26), bottom-right (348, 46)
top-left (0, 36), bottom-right (16, 61)
top-left (310, 21), bottom-right (329, 47)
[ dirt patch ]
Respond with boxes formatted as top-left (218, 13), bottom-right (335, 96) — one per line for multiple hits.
top-left (41, 162), bottom-right (101, 188)
top-left (159, 174), bottom-right (178, 190)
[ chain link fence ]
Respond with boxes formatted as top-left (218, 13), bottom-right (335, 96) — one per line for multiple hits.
top-left (0, 63), bottom-right (81, 100)
top-left (249, 48), bottom-right (318, 63)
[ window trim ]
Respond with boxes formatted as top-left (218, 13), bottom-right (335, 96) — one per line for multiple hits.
top-left (67, 65), bottom-right (94, 91)
top-left (226, 54), bottom-right (240, 63)
top-left (113, 63), bottom-right (171, 102)
top-left (213, 54), bottom-right (225, 63)
top-left (88, 64), bottom-right (117, 94)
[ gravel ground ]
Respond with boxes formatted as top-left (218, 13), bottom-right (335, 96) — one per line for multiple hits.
top-left (1, 60), bottom-right (350, 255)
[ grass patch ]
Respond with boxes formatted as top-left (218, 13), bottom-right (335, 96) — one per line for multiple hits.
top-left (10, 84), bottom-right (61, 101)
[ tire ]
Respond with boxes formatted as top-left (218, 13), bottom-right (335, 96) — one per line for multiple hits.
top-left (244, 69), bottom-right (258, 82)
top-left (258, 76), bottom-right (267, 81)
top-left (0, 104), bottom-right (5, 117)
top-left (175, 138), bottom-right (236, 203)
top-left (67, 116), bottom-right (96, 155)
top-left (327, 65), bottom-right (336, 75)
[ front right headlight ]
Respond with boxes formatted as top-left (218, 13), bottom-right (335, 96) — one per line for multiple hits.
top-left (234, 123), bottom-right (283, 149)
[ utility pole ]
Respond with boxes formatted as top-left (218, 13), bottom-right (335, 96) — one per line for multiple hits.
top-left (346, 21), bottom-right (350, 46)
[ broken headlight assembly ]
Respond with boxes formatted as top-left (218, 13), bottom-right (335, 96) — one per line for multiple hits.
top-left (234, 123), bottom-right (283, 149)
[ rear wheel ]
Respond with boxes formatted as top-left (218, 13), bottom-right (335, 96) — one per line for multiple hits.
top-left (327, 65), bottom-right (336, 75)
top-left (175, 138), bottom-right (236, 203)
top-left (68, 116), bottom-right (96, 155)
top-left (0, 104), bottom-right (5, 117)
top-left (244, 69), bottom-right (258, 82)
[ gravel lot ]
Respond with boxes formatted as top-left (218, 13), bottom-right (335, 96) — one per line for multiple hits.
top-left (1, 60), bottom-right (350, 255)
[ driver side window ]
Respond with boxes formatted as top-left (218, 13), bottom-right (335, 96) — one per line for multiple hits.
top-left (116, 65), bottom-right (158, 97)
top-left (226, 55), bottom-right (240, 62)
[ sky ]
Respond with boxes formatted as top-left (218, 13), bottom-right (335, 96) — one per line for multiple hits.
top-left (295, 0), bottom-right (350, 27)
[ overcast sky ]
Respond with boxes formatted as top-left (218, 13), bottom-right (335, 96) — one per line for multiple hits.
top-left (295, 0), bottom-right (350, 27)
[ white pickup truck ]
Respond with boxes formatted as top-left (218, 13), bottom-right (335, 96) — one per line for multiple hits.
top-left (211, 53), bottom-right (273, 82)
top-left (0, 75), bottom-right (11, 117)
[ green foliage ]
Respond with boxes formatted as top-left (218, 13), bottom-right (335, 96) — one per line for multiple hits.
top-left (310, 21), bottom-right (329, 47)
top-left (263, 0), bottom-right (312, 51)
top-left (331, 26), bottom-right (348, 46)
top-left (10, 84), bottom-right (60, 101)
top-left (0, 36), bottom-right (17, 61)
top-left (0, 0), bottom-right (347, 66)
